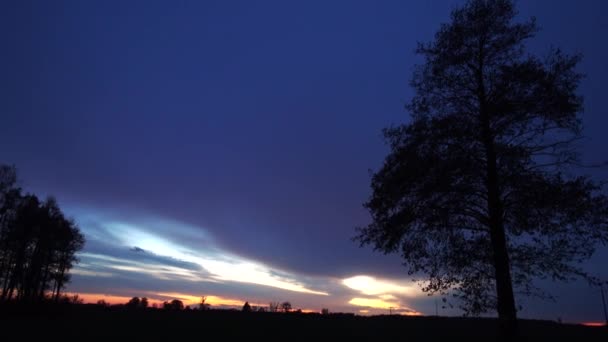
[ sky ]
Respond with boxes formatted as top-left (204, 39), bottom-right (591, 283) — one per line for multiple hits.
top-left (1, 0), bottom-right (607, 323)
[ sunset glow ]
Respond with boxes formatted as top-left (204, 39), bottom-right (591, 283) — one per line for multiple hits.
top-left (342, 275), bottom-right (421, 297)
top-left (349, 297), bottom-right (398, 309)
top-left (154, 292), bottom-right (266, 307)
top-left (348, 297), bottom-right (421, 316)
top-left (66, 292), bottom-right (162, 306)
top-left (4, 0), bottom-right (605, 326)
top-left (581, 322), bottom-right (607, 327)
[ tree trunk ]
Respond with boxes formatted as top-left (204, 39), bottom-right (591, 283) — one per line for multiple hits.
top-left (477, 40), bottom-right (518, 339)
top-left (5, 254), bottom-right (23, 301)
top-left (1, 254), bottom-right (13, 299)
top-left (481, 113), bottom-right (518, 340)
top-left (39, 258), bottom-right (51, 300)
top-left (54, 261), bottom-right (66, 301)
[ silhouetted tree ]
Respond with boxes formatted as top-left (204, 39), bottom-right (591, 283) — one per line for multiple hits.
top-left (355, 0), bottom-right (608, 338)
top-left (280, 301), bottom-right (292, 313)
top-left (59, 294), bottom-right (83, 304)
top-left (268, 302), bottom-right (279, 313)
top-left (140, 297), bottom-right (148, 308)
top-left (126, 296), bottom-right (141, 309)
top-left (199, 296), bottom-right (209, 310)
top-left (242, 301), bottom-right (251, 312)
top-left (172, 299), bottom-right (184, 310)
top-left (321, 308), bottom-right (329, 315)
top-left (0, 165), bottom-right (85, 302)
top-left (163, 299), bottom-right (184, 311)
top-left (96, 299), bottom-right (110, 307)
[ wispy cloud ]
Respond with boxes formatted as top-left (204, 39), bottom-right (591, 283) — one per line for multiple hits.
top-left (75, 252), bottom-right (209, 282)
top-left (200, 258), bottom-right (328, 295)
top-left (70, 268), bottom-right (114, 278)
top-left (73, 211), bottom-right (329, 296)
top-left (67, 207), bottom-right (429, 315)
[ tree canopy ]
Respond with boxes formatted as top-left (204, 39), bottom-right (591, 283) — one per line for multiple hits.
top-left (356, 0), bottom-right (608, 333)
top-left (0, 164), bottom-right (85, 302)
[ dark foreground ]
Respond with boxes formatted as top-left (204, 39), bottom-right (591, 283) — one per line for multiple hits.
top-left (1, 304), bottom-right (605, 341)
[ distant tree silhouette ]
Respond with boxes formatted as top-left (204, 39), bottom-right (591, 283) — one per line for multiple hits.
top-left (280, 302), bottom-right (292, 313)
top-left (257, 307), bottom-right (266, 313)
top-left (199, 296), bottom-right (209, 310)
top-left (172, 299), bottom-right (184, 310)
top-left (355, 0), bottom-right (608, 339)
top-left (268, 302), bottom-right (279, 313)
top-left (140, 297), bottom-right (148, 308)
top-left (96, 299), bottom-right (109, 307)
top-left (321, 308), bottom-right (329, 315)
top-left (242, 301), bottom-right (251, 312)
top-left (126, 297), bottom-right (141, 308)
top-left (163, 299), bottom-right (184, 311)
top-left (59, 294), bottom-right (83, 304)
top-left (0, 165), bottom-right (85, 302)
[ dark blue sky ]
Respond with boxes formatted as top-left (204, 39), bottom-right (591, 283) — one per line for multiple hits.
top-left (1, 0), bottom-right (606, 321)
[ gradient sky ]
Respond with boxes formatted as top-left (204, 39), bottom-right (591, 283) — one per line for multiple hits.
top-left (1, 0), bottom-right (607, 322)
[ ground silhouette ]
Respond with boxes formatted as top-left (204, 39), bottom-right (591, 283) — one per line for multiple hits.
top-left (0, 302), bottom-right (605, 341)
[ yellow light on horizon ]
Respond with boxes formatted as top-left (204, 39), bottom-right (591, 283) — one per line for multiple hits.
top-left (349, 297), bottom-right (398, 309)
top-left (154, 292), bottom-right (266, 307)
top-left (349, 297), bottom-right (422, 316)
top-left (342, 275), bottom-right (420, 297)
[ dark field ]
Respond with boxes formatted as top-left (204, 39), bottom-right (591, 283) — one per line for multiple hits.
top-left (1, 304), bottom-right (605, 341)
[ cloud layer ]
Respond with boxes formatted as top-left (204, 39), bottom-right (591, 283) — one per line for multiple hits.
top-left (67, 205), bottom-right (425, 314)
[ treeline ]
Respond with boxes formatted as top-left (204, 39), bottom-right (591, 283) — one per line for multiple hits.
top-left (0, 164), bottom-right (85, 302)
top-left (118, 296), bottom-right (327, 315)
